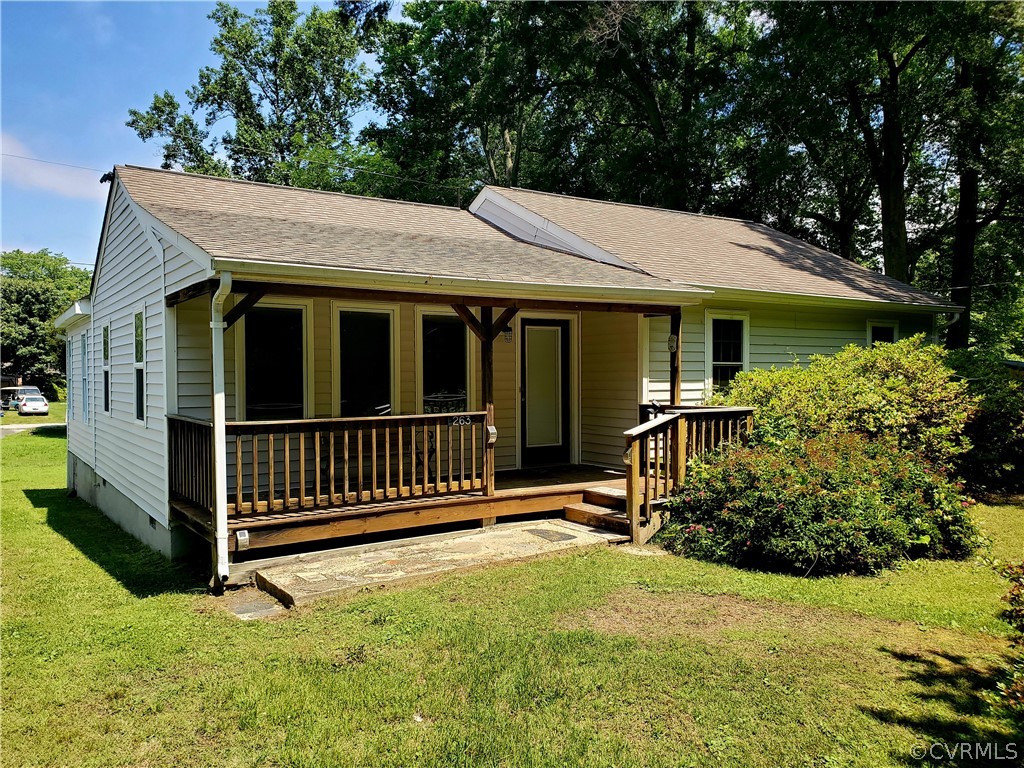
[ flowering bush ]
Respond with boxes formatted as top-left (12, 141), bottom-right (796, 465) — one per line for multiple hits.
top-left (716, 336), bottom-right (977, 469)
top-left (659, 433), bottom-right (979, 576)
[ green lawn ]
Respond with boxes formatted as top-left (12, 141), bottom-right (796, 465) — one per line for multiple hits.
top-left (2, 429), bottom-right (1021, 767)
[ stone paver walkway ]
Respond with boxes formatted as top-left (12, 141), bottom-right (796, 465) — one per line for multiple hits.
top-left (255, 519), bottom-right (626, 607)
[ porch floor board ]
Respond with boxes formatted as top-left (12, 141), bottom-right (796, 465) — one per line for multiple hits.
top-left (170, 464), bottom-right (629, 554)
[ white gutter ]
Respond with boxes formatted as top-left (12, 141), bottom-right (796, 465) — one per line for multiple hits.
top-left (209, 258), bottom-right (712, 306)
top-left (210, 272), bottom-right (232, 589)
top-left (692, 285), bottom-right (961, 314)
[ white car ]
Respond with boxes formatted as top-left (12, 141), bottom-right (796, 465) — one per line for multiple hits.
top-left (18, 396), bottom-right (49, 416)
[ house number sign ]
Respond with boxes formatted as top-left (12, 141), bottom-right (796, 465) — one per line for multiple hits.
top-left (667, 334), bottom-right (678, 353)
top-left (448, 415), bottom-right (474, 426)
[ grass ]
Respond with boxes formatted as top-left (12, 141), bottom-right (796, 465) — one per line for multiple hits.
top-left (2, 429), bottom-right (1021, 767)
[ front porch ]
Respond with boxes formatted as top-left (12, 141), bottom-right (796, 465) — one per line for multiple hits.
top-left (167, 406), bottom-right (753, 558)
top-left (164, 276), bottom-right (751, 585)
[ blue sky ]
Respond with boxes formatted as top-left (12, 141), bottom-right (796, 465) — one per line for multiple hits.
top-left (1, 1), bottom-right (388, 268)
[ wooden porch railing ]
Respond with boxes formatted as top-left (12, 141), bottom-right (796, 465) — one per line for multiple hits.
top-left (224, 411), bottom-right (492, 515)
top-left (623, 406), bottom-right (754, 544)
top-left (168, 410), bottom-right (495, 517)
top-left (168, 414), bottom-right (214, 513)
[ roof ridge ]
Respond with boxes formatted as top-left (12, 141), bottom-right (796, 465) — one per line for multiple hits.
top-left (500, 185), bottom-right (759, 225)
top-left (117, 164), bottom-right (464, 212)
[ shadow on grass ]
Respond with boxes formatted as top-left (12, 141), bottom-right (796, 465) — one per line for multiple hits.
top-left (2, 424), bottom-right (67, 439)
top-left (25, 487), bottom-right (207, 598)
top-left (862, 647), bottom-right (1022, 766)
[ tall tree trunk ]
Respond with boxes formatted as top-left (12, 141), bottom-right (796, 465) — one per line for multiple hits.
top-left (877, 54), bottom-right (911, 283)
top-left (947, 59), bottom-right (984, 350)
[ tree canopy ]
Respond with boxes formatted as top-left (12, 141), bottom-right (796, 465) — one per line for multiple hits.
top-left (128, 0), bottom-right (1024, 353)
top-left (1, 249), bottom-right (92, 397)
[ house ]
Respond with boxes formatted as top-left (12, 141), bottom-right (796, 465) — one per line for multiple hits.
top-left (56, 166), bottom-right (957, 589)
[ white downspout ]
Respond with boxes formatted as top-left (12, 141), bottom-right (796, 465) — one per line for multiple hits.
top-left (211, 271), bottom-right (232, 589)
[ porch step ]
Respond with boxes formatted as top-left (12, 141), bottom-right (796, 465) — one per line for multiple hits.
top-left (563, 502), bottom-right (630, 536)
top-left (582, 486), bottom-right (628, 510)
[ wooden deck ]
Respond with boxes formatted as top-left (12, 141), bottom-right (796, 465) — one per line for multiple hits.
top-left (171, 464), bottom-right (628, 555)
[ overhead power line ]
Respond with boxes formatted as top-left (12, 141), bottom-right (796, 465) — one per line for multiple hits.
top-left (3, 128), bottom-right (472, 206)
top-left (1, 153), bottom-right (106, 174)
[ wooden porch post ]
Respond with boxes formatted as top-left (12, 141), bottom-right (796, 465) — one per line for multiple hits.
top-left (668, 310), bottom-right (684, 491)
top-left (669, 310), bottom-right (682, 406)
top-left (480, 307), bottom-right (496, 501)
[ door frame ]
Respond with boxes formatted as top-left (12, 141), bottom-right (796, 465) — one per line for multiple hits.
top-left (516, 312), bottom-right (579, 468)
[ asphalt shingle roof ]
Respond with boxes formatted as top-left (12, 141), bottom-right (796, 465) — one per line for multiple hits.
top-left (489, 186), bottom-right (955, 309)
top-left (116, 166), bottom-right (702, 296)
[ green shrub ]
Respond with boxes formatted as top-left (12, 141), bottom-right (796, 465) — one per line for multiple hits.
top-left (718, 336), bottom-right (977, 469)
top-left (947, 348), bottom-right (1024, 492)
top-left (44, 380), bottom-right (67, 403)
top-left (659, 433), bottom-right (979, 576)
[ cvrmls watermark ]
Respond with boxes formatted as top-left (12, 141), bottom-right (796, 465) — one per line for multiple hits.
top-left (910, 742), bottom-right (1018, 761)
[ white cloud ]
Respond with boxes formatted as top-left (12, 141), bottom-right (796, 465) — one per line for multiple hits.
top-left (75, 3), bottom-right (116, 46)
top-left (1, 134), bottom-right (108, 202)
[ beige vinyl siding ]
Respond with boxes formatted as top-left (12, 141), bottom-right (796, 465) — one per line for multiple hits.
top-left (492, 327), bottom-right (517, 470)
top-left (398, 302), bottom-right (416, 414)
top-left (89, 180), bottom-right (168, 525)
top-left (581, 312), bottom-right (639, 467)
top-left (647, 304), bottom-right (942, 404)
top-left (312, 298), bottom-right (333, 417)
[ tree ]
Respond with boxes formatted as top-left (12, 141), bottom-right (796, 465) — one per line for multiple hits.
top-left (366, 1), bottom-right (758, 210)
top-left (127, 0), bottom-right (373, 188)
top-left (758, 3), bottom-right (955, 283)
top-left (1, 250), bottom-right (92, 397)
top-left (942, 2), bottom-right (1024, 348)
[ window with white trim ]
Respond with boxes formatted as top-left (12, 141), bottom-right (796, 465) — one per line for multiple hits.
top-left (705, 312), bottom-right (748, 391)
top-left (81, 333), bottom-right (88, 421)
top-left (102, 325), bottom-right (110, 413)
top-left (867, 321), bottom-right (897, 346)
top-left (66, 338), bottom-right (73, 421)
top-left (134, 312), bottom-right (145, 422)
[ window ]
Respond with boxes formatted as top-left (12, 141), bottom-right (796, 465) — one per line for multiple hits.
top-left (66, 338), bottom-right (73, 421)
top-left (244, 306), bottom-right (304, 420)
top-left (867, 322), bottom-right (897, 346)
top-left (81, 333), bottom-right (88, 421)
top-left (102, 325), bottom-right (110, 413)
top-left (134, 311), bottom-right (145, 422)
top-left (421, 314), bottom-right (468, 413)
top-left (705, 312), bottom-right (748, 391)
top-left (337, 309), bottom-right (394, 417)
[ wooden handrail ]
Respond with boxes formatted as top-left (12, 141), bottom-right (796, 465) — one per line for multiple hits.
top-left (222, 411), bottom-right (493, 516)
top-left (623, 406), bottom-right (755, 544)
top-left (167, 413), bottom-right (216, 427)
top-left (623, 412), bottom-right (679, 438)
top-left (225, 411), bottom-right (487, 435)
